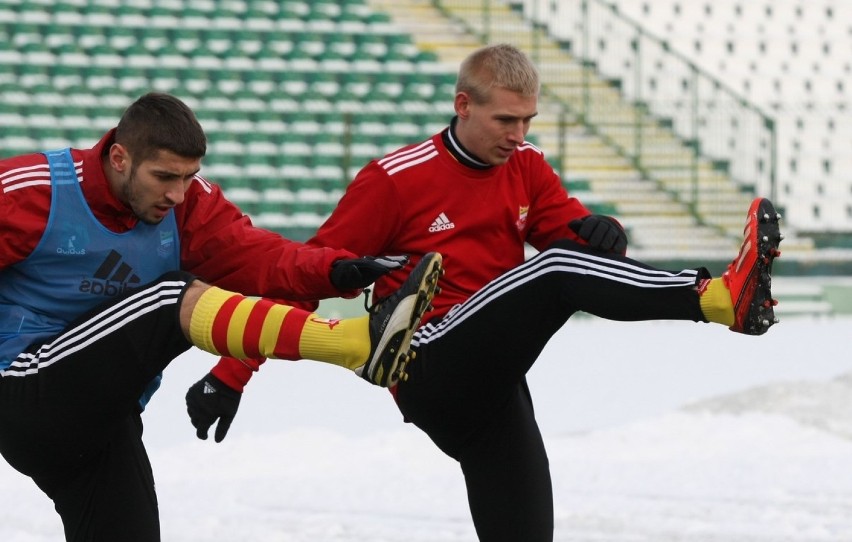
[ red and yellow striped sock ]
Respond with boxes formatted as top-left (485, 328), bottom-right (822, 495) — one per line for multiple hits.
top-left (189, 287), bottom-right (370, 369)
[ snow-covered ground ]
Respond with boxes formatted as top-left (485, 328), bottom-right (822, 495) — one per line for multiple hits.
top-left (3, 316), bottom-right (852, 541)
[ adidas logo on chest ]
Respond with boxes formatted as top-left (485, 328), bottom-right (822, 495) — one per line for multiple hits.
top-left (429, 212), bottom-right (455, 233)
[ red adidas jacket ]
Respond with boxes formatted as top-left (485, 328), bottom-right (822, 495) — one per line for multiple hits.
top-left (308, 131), bottom-right (592, 321)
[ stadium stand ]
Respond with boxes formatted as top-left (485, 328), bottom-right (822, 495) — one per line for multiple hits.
top-left (369, 0), bottom-right (786, 262)
top-left (0, 0), bottom-right (455, 241)
top-left (510, 0), bottom-right (852, 241)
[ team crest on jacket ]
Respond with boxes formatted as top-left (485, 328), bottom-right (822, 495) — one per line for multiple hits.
top-left (516, 206), bottom-right (529, 232)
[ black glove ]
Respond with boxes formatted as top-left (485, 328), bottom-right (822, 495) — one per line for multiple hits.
top-left (329, 255), bottom-right (409, 290)
top-left (185, 372), bottom-right (241, 443)
top-left (568, 215), bottom-right (628, 254)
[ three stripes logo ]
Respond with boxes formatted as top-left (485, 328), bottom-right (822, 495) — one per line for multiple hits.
top-left (79, 249), bottom-right (141, 296)
top-left (428, 212), bottom-right (455, 233)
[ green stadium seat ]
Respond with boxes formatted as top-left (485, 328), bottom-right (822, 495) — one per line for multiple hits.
top-left (270, 226), bottom-right (318, 243)
top-left (310, 153), bottom-right (345, 185)
top-left (200, 153), bottom-right (244, 181)
top-left (0, 125), bottom-right (38, 155)
top-left (285, 110), bottom-right (322, 134)
top-left (277, 154), bottom-right (313, 180)
top-left (349, 141), bottom-right (382, 162)
top-left (372, 71), bottom-right (405, 100)
top-left (387, 113), bottom-right (425, 138)
top-left (350, 112), bottom-right (388, 136)
top-left (197, 85), bottom-right (235, 111)
top-left (278, 132), bottom-right (313, 158)
top-left (239, 132), bottom-right (276, 158)
top-left (255, 176), bottom-right (294, 195)
top-left (43, 23), bottom-right (75, 51)
top-left (365, 10), bottom-right (392, 25)
top-left (170, 68), bottom-right (211, 99)
top-left (52, 41), bottom-right (90, 67)
top-left (50, 64), bottom-right (84, 91)
top-left (214, 109), bottom-right (254, 134)
top-left (307, 71), bottom-right (341, 99)
top-left (81, 65), bottom-right (117, 92)
top-left (278, 1), bottom-right (310, 21)
top-left (90, 42), bottom-right (127, 68)
top-left (16, 63), bottom-right (49, 89)
top-left (229, 87), bottom-right (267, 112)
top-left (7, 21), bottom-right (40, 45)
top-left (20, 40), bottom-right (55, 68)
top-left (276, 69), bottom-right (309, 98)
top-left (74, 24), bottom-right (106, 51)
top-left (242, 154), bottom-right (278, 179)
top-left (0, 102), bottom-right (23, 127)
top-left (339, 70), bottom-right (371, 96)
top-left (29, 126), bottom-right (67, 151)
top-left (340, 0), bottom-right (372, 17)
top-left (310, 2), bottom-right (343, 21)
top-left (0, 37), bottom-right (23, 65)
top-left (325, 33), bottom-right (357, 61)
top-left (312, 132), bottom-right (346, 157)
top-left (65, 126), bottom-right (103, 148)
top-left (22, 104), bottom-right (59, 129)
top-left (208, 136), bottom-right (246, 162)
top-left (241, 70), bottom-right (277, 98)
top-left (354, 33), bottom-right (388, 62)
top-left (194, 107), bottom-right (222, 132)
top-left (146, 5), bottom-right (181, 27)
top-left (385, 34), bottom-right (421, 63)
top-left (266, 91), bottom-right (300, 114)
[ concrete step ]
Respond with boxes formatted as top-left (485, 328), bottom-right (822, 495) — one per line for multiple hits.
top-left (773, 278), bottom-right (836, 317)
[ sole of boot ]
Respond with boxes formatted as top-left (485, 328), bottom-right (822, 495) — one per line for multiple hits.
top-left (365, 253), bottom-right (443, 386)
top-left (736, 199), bottom-right (782, 335)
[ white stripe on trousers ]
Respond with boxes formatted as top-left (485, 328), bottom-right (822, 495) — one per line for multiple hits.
top-left (1, 280), bottom-right (187, 377)
top-left (413, 246), bottom-right (698, 346)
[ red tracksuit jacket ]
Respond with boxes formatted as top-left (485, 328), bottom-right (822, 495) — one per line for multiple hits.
top-left (309, 131), bottom-right (592, 322)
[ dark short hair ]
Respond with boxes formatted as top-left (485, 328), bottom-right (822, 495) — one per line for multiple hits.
top-left (115, 92), bottom-right (207, 164)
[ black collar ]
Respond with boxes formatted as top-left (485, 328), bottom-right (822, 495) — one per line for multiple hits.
top-left (441, 116), bottom-right (492, 170)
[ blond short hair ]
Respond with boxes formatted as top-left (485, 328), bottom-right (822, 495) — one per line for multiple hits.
top-left (456, 43), bottom-right (540, 104)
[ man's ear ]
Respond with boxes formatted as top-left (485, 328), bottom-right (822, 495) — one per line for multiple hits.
top-left (108, 143), bottom-right (129, 173)
top-left (455, 91), bottom-right (471, 119)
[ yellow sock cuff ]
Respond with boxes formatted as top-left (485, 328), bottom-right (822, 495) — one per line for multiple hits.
top-left (189, 286), bottom-right (235, 354)
top-left (699, 278), bottom-right (735, 326)
top-left (299, 315), bottom-right (370, 370)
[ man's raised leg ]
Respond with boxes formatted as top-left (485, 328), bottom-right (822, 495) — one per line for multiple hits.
top-left (180, 252), bottom-right (443, 387)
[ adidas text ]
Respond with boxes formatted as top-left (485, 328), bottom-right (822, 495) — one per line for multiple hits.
top-left (78, 279), bottom-right (133, 296)
top-left (429, 222), bottom-right (455, 232)
top-left (55, 247), bottom-right (86, 256)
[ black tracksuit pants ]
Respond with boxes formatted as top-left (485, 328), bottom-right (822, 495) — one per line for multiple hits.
top-left (0, 271), bottom-right (196, 542)
top-left (397, 239), bottom-right (708, 541)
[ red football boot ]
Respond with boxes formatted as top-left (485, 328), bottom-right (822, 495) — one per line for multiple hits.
top-left (723, 198), bottom-right (783, 335)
